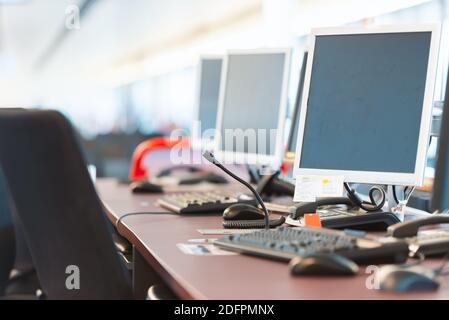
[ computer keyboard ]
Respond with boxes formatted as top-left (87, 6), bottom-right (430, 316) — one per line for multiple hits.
top-left (157, 191), bottom-right (256, 214)
top-left (214, 227), bottom-right (409, 264)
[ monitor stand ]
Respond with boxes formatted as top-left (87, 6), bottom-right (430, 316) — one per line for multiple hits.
top-left (256, 170), bottom-right (295, 198)
top-left (246, 164), bottom-right (261, 184)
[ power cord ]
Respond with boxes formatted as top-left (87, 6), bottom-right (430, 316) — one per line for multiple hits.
top-left (115, 212), bottom-right (173, 231)
top-left (404, 251), bottom-right (426, 267)
top-left (392, 185), bottom-right (415, 205)
top-left (392, 185), bottom-right (400, 205)
top-left (434, 251), bottom-right (449, 276)
top-left (344, 183), bottom-right (386, 212)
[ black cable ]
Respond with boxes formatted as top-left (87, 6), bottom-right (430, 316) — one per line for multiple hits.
top-left (214, 161), bottom-right (270, 229)
top-left (434, 251), bottom-right (449, 276)
top-left (344, 182), bottom-right (385, 212)
top-left (392, 185), bottom-right (400, 204)
top-left (115, 212), bottom-right (170, 231)
top-left (405, 186), bottom-right (415, 200)
top-left (405, 251), bottom-right (425, 267)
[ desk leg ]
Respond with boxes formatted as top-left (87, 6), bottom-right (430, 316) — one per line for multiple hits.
top-left (132, 246), bottom-right (166, 299)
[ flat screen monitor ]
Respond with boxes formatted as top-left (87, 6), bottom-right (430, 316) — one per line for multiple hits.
top-left (215, 49), bottom-right (291, 168)
top-left (192, 56), bottom-right (223, 149)
top-left (293, 25), bottom-right (440, 186)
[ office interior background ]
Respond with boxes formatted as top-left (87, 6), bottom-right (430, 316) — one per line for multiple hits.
top-left (0, 0), bottom-right (448, 178)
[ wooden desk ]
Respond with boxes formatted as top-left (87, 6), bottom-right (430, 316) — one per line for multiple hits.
top-left (97, 178), bottom-right (449, 300)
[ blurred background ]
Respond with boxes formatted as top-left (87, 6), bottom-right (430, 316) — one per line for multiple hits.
top-left (0, 0), bottom-right (448, 179)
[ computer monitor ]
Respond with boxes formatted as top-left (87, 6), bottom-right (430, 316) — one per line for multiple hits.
top-left (293, 25), bottom-right (440, 186)
top-left (431, 66), bottom-right (449, 212)
top-left (215, 48), bottom-right (291, 168)
top-left (286, 51), bottom-right (308, 159)
top-left (192, 55), bottom-right (223, 149)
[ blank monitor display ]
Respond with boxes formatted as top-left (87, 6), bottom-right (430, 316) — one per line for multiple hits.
top-left (196, 57), bottom-right (223, 139)
top-left (295, 27), bottom-right (438, 185)
top-left (217, 50), bottom-right (289, 165)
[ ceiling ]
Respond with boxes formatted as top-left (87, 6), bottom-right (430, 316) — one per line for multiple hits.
top-left (0, 0), bottom-right (261, 76)
top-left (0, 0), bottom-right (438, 107)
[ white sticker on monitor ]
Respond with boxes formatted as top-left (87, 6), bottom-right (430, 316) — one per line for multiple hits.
top-left (294, 175), bottom-right (344, 202)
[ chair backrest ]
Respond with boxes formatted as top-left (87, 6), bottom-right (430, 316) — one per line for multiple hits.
top-left (0, 168), bottom-right (15, 295)
top-left (0, 109), bottom-right (133, 299)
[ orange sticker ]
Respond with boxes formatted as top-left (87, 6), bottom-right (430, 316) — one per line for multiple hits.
top-left (304, 213), bottom-right (322, 228)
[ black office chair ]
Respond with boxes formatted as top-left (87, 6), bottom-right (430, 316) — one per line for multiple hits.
top-left (0, 169), bottom-right (15, 296)
top-left (0, 177), bottom-right (40, 300)
top-left (5, 206), bottom-right (41, 297)
top-left (0, 109), bottom-right (134, 299)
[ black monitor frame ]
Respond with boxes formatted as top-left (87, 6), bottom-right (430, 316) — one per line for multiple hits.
top-left (432, 65), bottom-right (449, 212)
top-left (286, 51), bottom-right (308, 154)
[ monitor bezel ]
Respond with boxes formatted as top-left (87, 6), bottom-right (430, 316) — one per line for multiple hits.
top-left (191, 54), bottom-right (224, 151)
top-left (215, 48), bottom-right (291, 168)
top-left (431, 66), bottom-right (449, 212)
top-left (293, 24), bottom-right (441, 186)
top-left (285, 50), bottom-right (309, 160)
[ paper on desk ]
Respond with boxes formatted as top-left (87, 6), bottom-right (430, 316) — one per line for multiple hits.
top-left (294, 175), bottom-right (344, 202)
top-left (197, 229), bottom-right (260, 235)
top-left (177, 243), bottom-right (238, 256)
top-left (284, 215), bottom-right (304, 227)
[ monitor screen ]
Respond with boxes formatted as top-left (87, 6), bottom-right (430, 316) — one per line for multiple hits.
top-left (296, 30), bottom-right (434, 183)
top-left (218, 51), bottom-right (289, 164)
top-left (197, 57), bottom-right (223, 136)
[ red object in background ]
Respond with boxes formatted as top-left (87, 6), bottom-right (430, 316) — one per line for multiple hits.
top-left (280, 162), bottom-right (288, 174)
top-left (129, 136), bottom-right (190, 181)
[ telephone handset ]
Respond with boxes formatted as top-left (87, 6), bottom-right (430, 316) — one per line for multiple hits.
top-left (387, 215), bottom-right (449, 238)
top-left (387, 215), bottom-right (449, 257)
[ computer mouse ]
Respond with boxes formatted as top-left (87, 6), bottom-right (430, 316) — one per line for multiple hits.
top-left (223, 204), bottom-right (265, 220)
top-left (289, 253), bottom-right (359, 276)
top-left (377, 265), bottom-right (439, 292)
top-left (130, 181), bottom-right (164, 194)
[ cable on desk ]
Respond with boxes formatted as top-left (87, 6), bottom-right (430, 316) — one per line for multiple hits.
top-left (392, 185), bottom-right (415, 206)
top-left (344, 183), bottom-right (385, 212)
top-left (405, 186), bottom-right (415, 200)
top-left (393, 185), bottom-right (400, 204)
top-left (434, 251), bottom-right (449, 276)
top-left (115, 212), bottom-right (173, 232)
top-left (404, 251), bottom-right (425, 267)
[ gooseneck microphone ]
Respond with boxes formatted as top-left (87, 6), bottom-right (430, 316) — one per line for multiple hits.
top-left (202, 150), bottom-right (270, 229)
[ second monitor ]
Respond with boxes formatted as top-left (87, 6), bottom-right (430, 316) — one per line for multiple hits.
top-left (215, 48), bottom-right (291, 168)
top-left (192, 55), bottom-right (223, 149)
